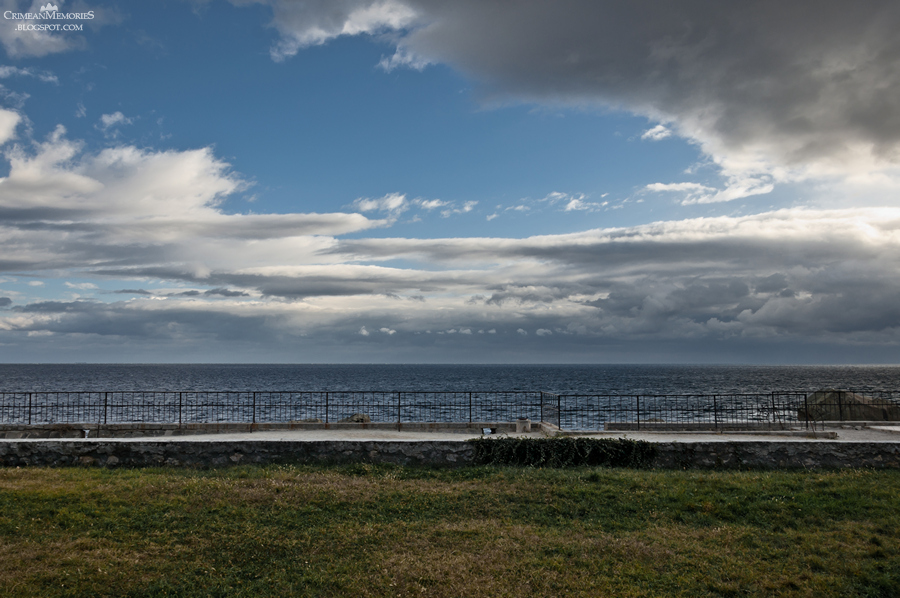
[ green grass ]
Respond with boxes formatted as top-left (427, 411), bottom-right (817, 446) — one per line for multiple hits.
top-left (1, 464), bottom-right (898, 597)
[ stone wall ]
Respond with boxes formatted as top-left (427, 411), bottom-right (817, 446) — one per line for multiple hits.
top-left (1, 438), bottom-right (899, 469)
top-left (650, 441), bottom-right (900, 469)
top-left (0, 440), bottom-right (475, 468)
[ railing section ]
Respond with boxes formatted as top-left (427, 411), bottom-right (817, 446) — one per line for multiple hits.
top-left (555, 393), bottom-right (810, 431)
top-left (0, 391), bottom-right (543, 427)
top-left (1, 389), bottom-right (898, 430)
top-left (555, 391), bottom-right (900, 430)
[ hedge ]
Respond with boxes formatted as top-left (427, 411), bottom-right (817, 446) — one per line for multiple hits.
top-left (470, 436), bottom-right (657, 468)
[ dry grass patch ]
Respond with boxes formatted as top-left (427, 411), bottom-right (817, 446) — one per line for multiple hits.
top-left (368, 522), bottom-right (680, 597)
top-left (0, 464), bottom-right (898, 597)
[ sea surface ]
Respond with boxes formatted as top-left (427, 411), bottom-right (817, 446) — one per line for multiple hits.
top-left (2, 363), bottom-right (900, 394)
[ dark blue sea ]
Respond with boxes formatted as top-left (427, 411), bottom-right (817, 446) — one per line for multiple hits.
top-left (1, 364), bottom-right (899, 394)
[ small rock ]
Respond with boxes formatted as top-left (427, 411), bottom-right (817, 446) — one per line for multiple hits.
top-left (338, 413), bottom-right (371, 423)
top-left (106, 455), bottom-right (120, 466)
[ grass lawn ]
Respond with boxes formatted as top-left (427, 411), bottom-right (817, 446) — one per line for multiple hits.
top-left (0, 464), bottom-right (898, 597)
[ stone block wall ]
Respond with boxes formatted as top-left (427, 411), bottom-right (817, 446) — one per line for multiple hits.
top-left (0, 440), bottom-right (475, 468)
top-left (650, 441), bottom-right (900, 469)
top-left (1, 438), bottom-right (899, 469)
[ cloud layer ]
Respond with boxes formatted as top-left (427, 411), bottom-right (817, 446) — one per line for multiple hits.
top-left (247, 0), bottom-right (900, 196)
top-left (2, 2), bottom-right (900, 361)
top-left (2, 114), bottom-right (900, 360)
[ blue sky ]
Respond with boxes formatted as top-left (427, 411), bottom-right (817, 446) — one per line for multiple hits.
top-left (1, 0), bottom-right (900, 363)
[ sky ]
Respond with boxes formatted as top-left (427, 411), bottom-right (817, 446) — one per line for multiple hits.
top-left (1, 0), bottom-right (900, 364)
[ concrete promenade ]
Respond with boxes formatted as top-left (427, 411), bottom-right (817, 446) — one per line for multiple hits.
top-left (4, 421), bottom-right (900, 443)
top-left (2, 423), bottom-right (900, 469)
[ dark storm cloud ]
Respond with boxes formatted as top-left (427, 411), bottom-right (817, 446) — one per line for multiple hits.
top-left (14, 300), bottom-right (101, 314)
top-left (204, 288), bottom-right (249, 297)
top-left (325, 215), bottom-right (886, 275)
top-left (165, 288), bottom-right (249, 297)
top-left (754, 274), bottom-right (789, 294)
top-left (259, 0), bottom-right (900, 177)
top-left (90, 267), bottom-right (451, 299)
top-left (10, 300), bottom-right (281, 342)
top-left (112, 289), bottom-right (153, 295)
top-left (411, 0), bottom-right (900, 174)
top-left (0, 297), bottom-right (11, 307)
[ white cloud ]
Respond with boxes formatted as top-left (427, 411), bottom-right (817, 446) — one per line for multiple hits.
top-left (641, 124), bottom-right (671, 141)
top-left (536, 328), bottom-right (552, 336)
top-left (0, 16), bottom-right (83, 58)
top-left (415, 198), bottom-right (448, 210)
top-left (680, 177), bottom-right (775, 205)
top-left (0, 65), bottom-right (57, 83)
top-left (0, 125), bottom-right (386, 281)
top-left (645, 183), bottom-right (712, 193)
top-left (504, 191), bottom-right (605, 214)
top-left (246, 0), bottom-right (420, 62)
top-left (0, 109), bottom-right (20, 146)
top-left (359, 326), bottom-right (370, 336)
top-left (378, 46), bottom-right (431, 71)
top-left (379, 327), bottom-right (396, 334)
top-left (440, 200), bottom-right (477, 218)
top-left (97, 111), bottom-right (133, 131)
top-left (562, 194), bottom-right (607, 211)
top-left (644, 178), bottom-right (774, 205)
top-left (351, 192), bottom-right (408, 215)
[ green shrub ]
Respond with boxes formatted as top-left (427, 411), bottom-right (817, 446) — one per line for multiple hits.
top-left (470, 436), bottom-right (656, 468)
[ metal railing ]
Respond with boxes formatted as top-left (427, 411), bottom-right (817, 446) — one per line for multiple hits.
top-left (0, 389), bottom-right (898, 430)
top-left (0, 391), bottom-right (544, 427)
top-left (543, 392), bottom-right (809, 430)
top-left (541, 391), bottom-right (900, 430)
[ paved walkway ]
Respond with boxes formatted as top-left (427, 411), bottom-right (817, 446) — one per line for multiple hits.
top-left (7, 425), bottom-right (900, 443)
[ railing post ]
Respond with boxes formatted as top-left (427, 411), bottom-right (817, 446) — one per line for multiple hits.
top-left (771, 392), bottom-right (776, 426)
top-left (325, 392), bottom-right (329, 425)
top-left (803, 393), bottom-right (809, 430)
top-left (713, 394), bottom-right (719, 430)
top-left (103, 392), bottom-right (108, 425)
top-left (27, 392), bottom-right (32, 425)
top-left (636, 395), bottom-right (641, 430)
top-left (178, 392), bottom-right (183, 426)
top-left (468, 392), bottom-right (472, 423)
top-left (540, 392), bottom-right (544, 424)
top-left (397, 391), bottom-right (402, 431)
top-left (558, 393), bottom-right (562, 430)
top-left (837, 390), bottom-right (844, 421)
top-left (252, 392), bottom-right (257, 425)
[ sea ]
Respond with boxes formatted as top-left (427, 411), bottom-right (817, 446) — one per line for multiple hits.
top-left (2, 363), bottom-right (899, 394)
